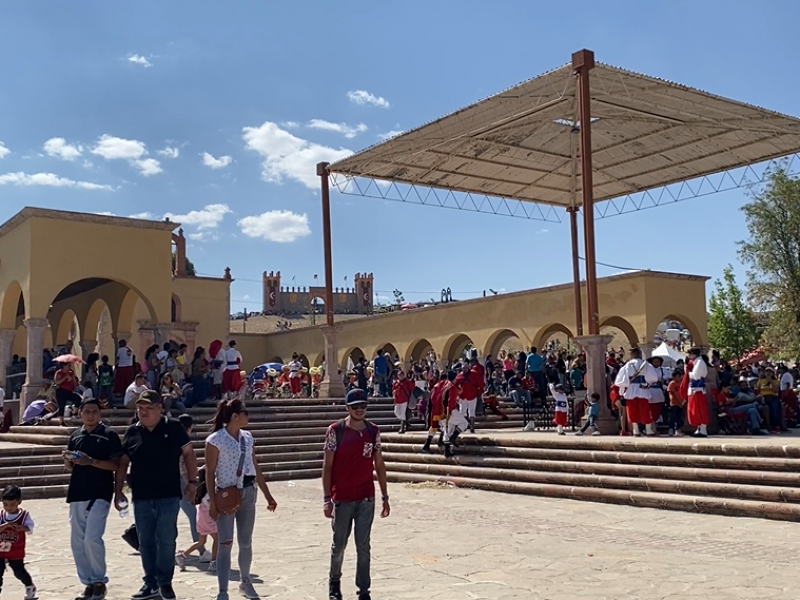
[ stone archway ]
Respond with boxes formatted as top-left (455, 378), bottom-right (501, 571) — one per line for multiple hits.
top-left (484, 328), bottom-right (526, 358)
top-left (312, 351), bottom-right (325, 367)
top-left (599, 316), bottom-right (640, 348)
top-left (658, 313), bottom-right (703, 349)
top-left (297, 353), bottom-right (310, 368)
top-left (533, 323), bottom-right (574, 351)
top-left (342, 346), bottom-right (366, 369)
top-left (374, 343), bottom-right (398, 362)
top-left (268, 355), bottom-right (284, 364)
top-left (171, 294), bottom-right (182, 323)
top-left (442, 333), bottom-right (475, 363)
top-left (405, 338), bottom-right (434, 364)
top-left (0, 280), bottom-right (25, 330)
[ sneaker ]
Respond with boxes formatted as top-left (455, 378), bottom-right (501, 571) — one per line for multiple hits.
top-left (25, 585), bottom-right (38, 600)
top-left (591, 430), bottom-right (601, 436)
top-left (238, 579), bottom-right (259, 599)
top-left (358, 593), bottom-right (372, 600)
top-left (159, 584), bottom-right (176, 600)
top-left (131, 586), bottom-right (160, 600)
top-left (215, 593), bottom-right (229, 600)
top-left (575, 431), bottom-right (584, 436)
top-left (199, 550), bottom-right (213, 563)
top-left (76, 584), bottom-right (94, 600)
top-left (328, 580), bottom-right (343, 600)
top-left (675, 430), bottom-right (685, 437)
top-left (668, 428), bottom-right (675, 436)
top-left (207, 560), bottom-right (217, 573)
top-left (92, 583), bottom-right (107, 600)
top-left (175, 551), bottom-right (186, 572)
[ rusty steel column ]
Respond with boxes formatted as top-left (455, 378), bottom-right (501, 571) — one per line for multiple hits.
top-left (567, 207), bottom-right (584, 336)
top-left (317, 162), bottom-right (335, 327)
top-left (572, 49), bottom-right (599, 335)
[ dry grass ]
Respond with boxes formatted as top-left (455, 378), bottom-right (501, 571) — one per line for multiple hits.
top-left (229, 313), bottom-right (368, 334)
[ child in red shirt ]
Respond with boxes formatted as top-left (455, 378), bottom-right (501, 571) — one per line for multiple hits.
top-left (0, 485), bottom-right (36, 600)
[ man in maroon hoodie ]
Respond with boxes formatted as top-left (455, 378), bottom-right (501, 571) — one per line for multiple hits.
top-left (456, 358), bottom-right (484, 433)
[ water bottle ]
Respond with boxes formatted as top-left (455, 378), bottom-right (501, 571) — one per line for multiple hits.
top-left (118, 498), bottom-right (129, 519)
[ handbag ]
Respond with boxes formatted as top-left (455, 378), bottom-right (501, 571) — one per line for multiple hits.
top-left (121, 523), bottom-right (139, 551)
top-left (214, 435), bottom-right (247, 515)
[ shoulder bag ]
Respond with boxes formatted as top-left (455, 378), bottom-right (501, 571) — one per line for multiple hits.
top-left (214, 435), bottom-right (247, 515)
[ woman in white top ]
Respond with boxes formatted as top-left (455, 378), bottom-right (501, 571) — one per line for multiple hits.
top-left (205, 399), bottom-right (277, 600)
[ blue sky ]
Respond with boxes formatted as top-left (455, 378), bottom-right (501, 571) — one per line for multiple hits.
top-left (1, 1), bottom-right (799, 310)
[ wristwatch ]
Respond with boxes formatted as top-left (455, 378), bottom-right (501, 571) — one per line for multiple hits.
top-left (187, 480), bottom-right (197, 484)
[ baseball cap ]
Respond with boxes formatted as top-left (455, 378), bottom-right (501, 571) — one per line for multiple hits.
top-left (135, 390), bottom-right (163, 406)
top-left (345, 388), bottom-right (368, 406)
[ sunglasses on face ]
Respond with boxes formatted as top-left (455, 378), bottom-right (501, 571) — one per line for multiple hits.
top-left (348, 404), bottom-right (368, 411)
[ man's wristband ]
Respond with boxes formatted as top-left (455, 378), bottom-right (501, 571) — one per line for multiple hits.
top-left (187, 480), bottom-right (197, 484)
top-left (323, 495), bottom-right (332, 503)
top-left (381, 496), bottom-right (389, 502)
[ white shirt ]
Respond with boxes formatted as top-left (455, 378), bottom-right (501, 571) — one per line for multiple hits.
top-left (206, 428), bottom-right (256, 489)
top-left (689, 359), bottom-right (708, 393)
top-left (781, 371), bottom-right (794, 391)
top-left (124, 383), bottom-right (149, 407)
top-left (0, 387), bottom-right (4, 409)
top-left (224, 348), bottom-right (242, 371)
top-left (615, 358), bottom-right (659, 400)
top-left (116, 346), bottom-right (134, 368)
top-left (288, 360), bottom-right (302, 377)
top-left (549, 384), bottom-right (569, 413)
top-left (0, 510), bottom-right (34, 534)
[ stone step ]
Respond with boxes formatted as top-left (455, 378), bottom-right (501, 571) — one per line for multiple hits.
top-left (386, 471), bottom-right (800, 522)
top-left (384, 459), bottom-right (800, 504)
top-left (381, 437), bottom-right (800, 472)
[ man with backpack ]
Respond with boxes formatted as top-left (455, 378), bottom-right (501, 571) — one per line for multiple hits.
top-left (322, 389), bottom-right (390, 600)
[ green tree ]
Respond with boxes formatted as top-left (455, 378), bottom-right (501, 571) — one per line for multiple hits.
top-left (707, 265), bottom-right (759, 360)
top-left (171, 252), bottom-right (197, 276)
top-left (738, 166), bottom-right (800, 358)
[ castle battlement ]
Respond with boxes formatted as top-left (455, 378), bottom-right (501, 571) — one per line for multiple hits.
top-left (263, 271), bottom-right (374, 315)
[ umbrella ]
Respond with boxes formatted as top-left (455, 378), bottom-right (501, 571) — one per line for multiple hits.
top-left (53, 354), bottom-right (85, 365)
top-left (259, 362), bottom-right (284, 371)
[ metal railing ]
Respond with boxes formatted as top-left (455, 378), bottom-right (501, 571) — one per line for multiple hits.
top-left (4, 366), bottom-right (25, 399)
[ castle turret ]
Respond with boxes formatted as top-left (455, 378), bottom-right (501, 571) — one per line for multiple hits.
top-left (355, 272), bottom-right (374, 315)
top-left (263, 270), bottom-right (282, 312)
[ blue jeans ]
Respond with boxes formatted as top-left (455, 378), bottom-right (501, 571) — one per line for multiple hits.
top-left (765, 396), bottom-right (782, 429)
top-left (189, 376), bottom-right (208, 406)
top-left (69, 499), bottom-right (111, 585)
top-left (133, 497), bottom-right (180, 588)
top-left (330, 498), bottom-right (375, 595)
top-left (179, 479), bottom-right (201, 547)
top-left (216, 485), bottom-right (257, 593)
top-left (729, 402), bottom-right (762, 431)
top-left (669, 405), bottom-right (684, 432)
top-left (509, 389), bottom-right (530, 407)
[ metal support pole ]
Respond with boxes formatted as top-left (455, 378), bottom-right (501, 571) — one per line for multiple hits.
top-left (567, 207), bottom-right (584, 336)
top-left (318, 162), bottom-right (335, 327)
top-left (572, 48), bottom-right (599, 335)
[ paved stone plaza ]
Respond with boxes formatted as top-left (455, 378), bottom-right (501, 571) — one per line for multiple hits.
top-left (15, 479), bottom-right (800, 600)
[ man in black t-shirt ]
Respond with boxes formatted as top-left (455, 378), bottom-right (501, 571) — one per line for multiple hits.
top-left (115, 391), bottom-right (196, 600)
top-left (64, 398), bottom-right (122, 600)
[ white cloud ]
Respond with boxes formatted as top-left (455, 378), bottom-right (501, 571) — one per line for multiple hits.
top-left (128, 54), bottom-right (152, 68)
top-left (90, 135), bottom-right (162, 176)
top-left (0, 171), bottom-right (113, 191)
top-left (157, 146), bottom-right (180, 158)
top-left (43, 137), bottom-right (83, 161)
top-left (0, 142), bottom-right (10, 159)
top-left (378, 130), bottom-right (404, 140)
top-left (307, 119), bottom-right (367, 139)
top-left (164, 203), bottom-right (231, 230)
top-left (96, 211), bottom-right (116, 216)
top-left (347, 90), bottom-right (390, 108)
top-left (281, 121), bottom-right (300, 129)
top-left (238, 210), bottom-right (311, 243)
top-left (242, 294), bottom-right (251, 301)
top-left (242, 121), bottom-right (351, 189)
top-left (134, 158), bottom-right (162, 176)
top-left (187, 231), bottom-right (219, 242)
top-left (129, 212), bottom-right (154, 220)
top-left (201, 152), bottom-right (233, 169)
top-left (536, 228), bottom-right (549, 234)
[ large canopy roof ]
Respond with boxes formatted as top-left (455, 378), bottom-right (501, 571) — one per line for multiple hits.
top-left (329, 62), bottom-right (800, 208)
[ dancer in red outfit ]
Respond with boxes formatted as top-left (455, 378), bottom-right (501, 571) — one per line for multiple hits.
top-left (614, 348), bottom-right (659, 437)
top-left (221, 340), bottom-right (243, 395)
top-left (421, 373), bottom-right (446, 453)
top-left (684, 348), bottom-right (709, 437)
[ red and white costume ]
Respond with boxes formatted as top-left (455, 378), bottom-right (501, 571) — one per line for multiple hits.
top-left (615, 357), bottom-right (659, 435)
top-left (686, 357), bottom-right (709, 429)
top-left (288, 359), bottom-right (303, 396)
top-left (550, 383), bottom-right (569, 431)
top-left (221, 345), bottom-right (243, 394)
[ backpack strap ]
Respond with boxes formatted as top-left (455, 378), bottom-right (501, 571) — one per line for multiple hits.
top-left (334, 418), bottom-right (347, 450)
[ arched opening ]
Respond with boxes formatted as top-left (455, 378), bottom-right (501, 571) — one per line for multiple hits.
top-left (599, 316), bottom-right (640, 351)
top-left (312, 351), bottom-right (325, 367)
top-left (534, 323), bottom-right (574, 353)
top-left (171, 294), bottom-right (182, 323)
top-left (406, 338), bottom-right (434, 364)
top-left (375, 343), bottom-right (398, 362)
top-left (0, 281), bottom-right (25, 330)
top-left (268, 355), bottom-right (284, 364)
top-left (655, 314), bottom-right (699, 352)
top-left (484, 328), bottom-right (526, 359)
top-left (442, 333), bottom-right (475, 364)
top-left (56, 309), bottom-right (80, 349)
top-left (297, 353), bottom-right (310, 368)
top-left (342, 347), bottom-right (366, 369)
